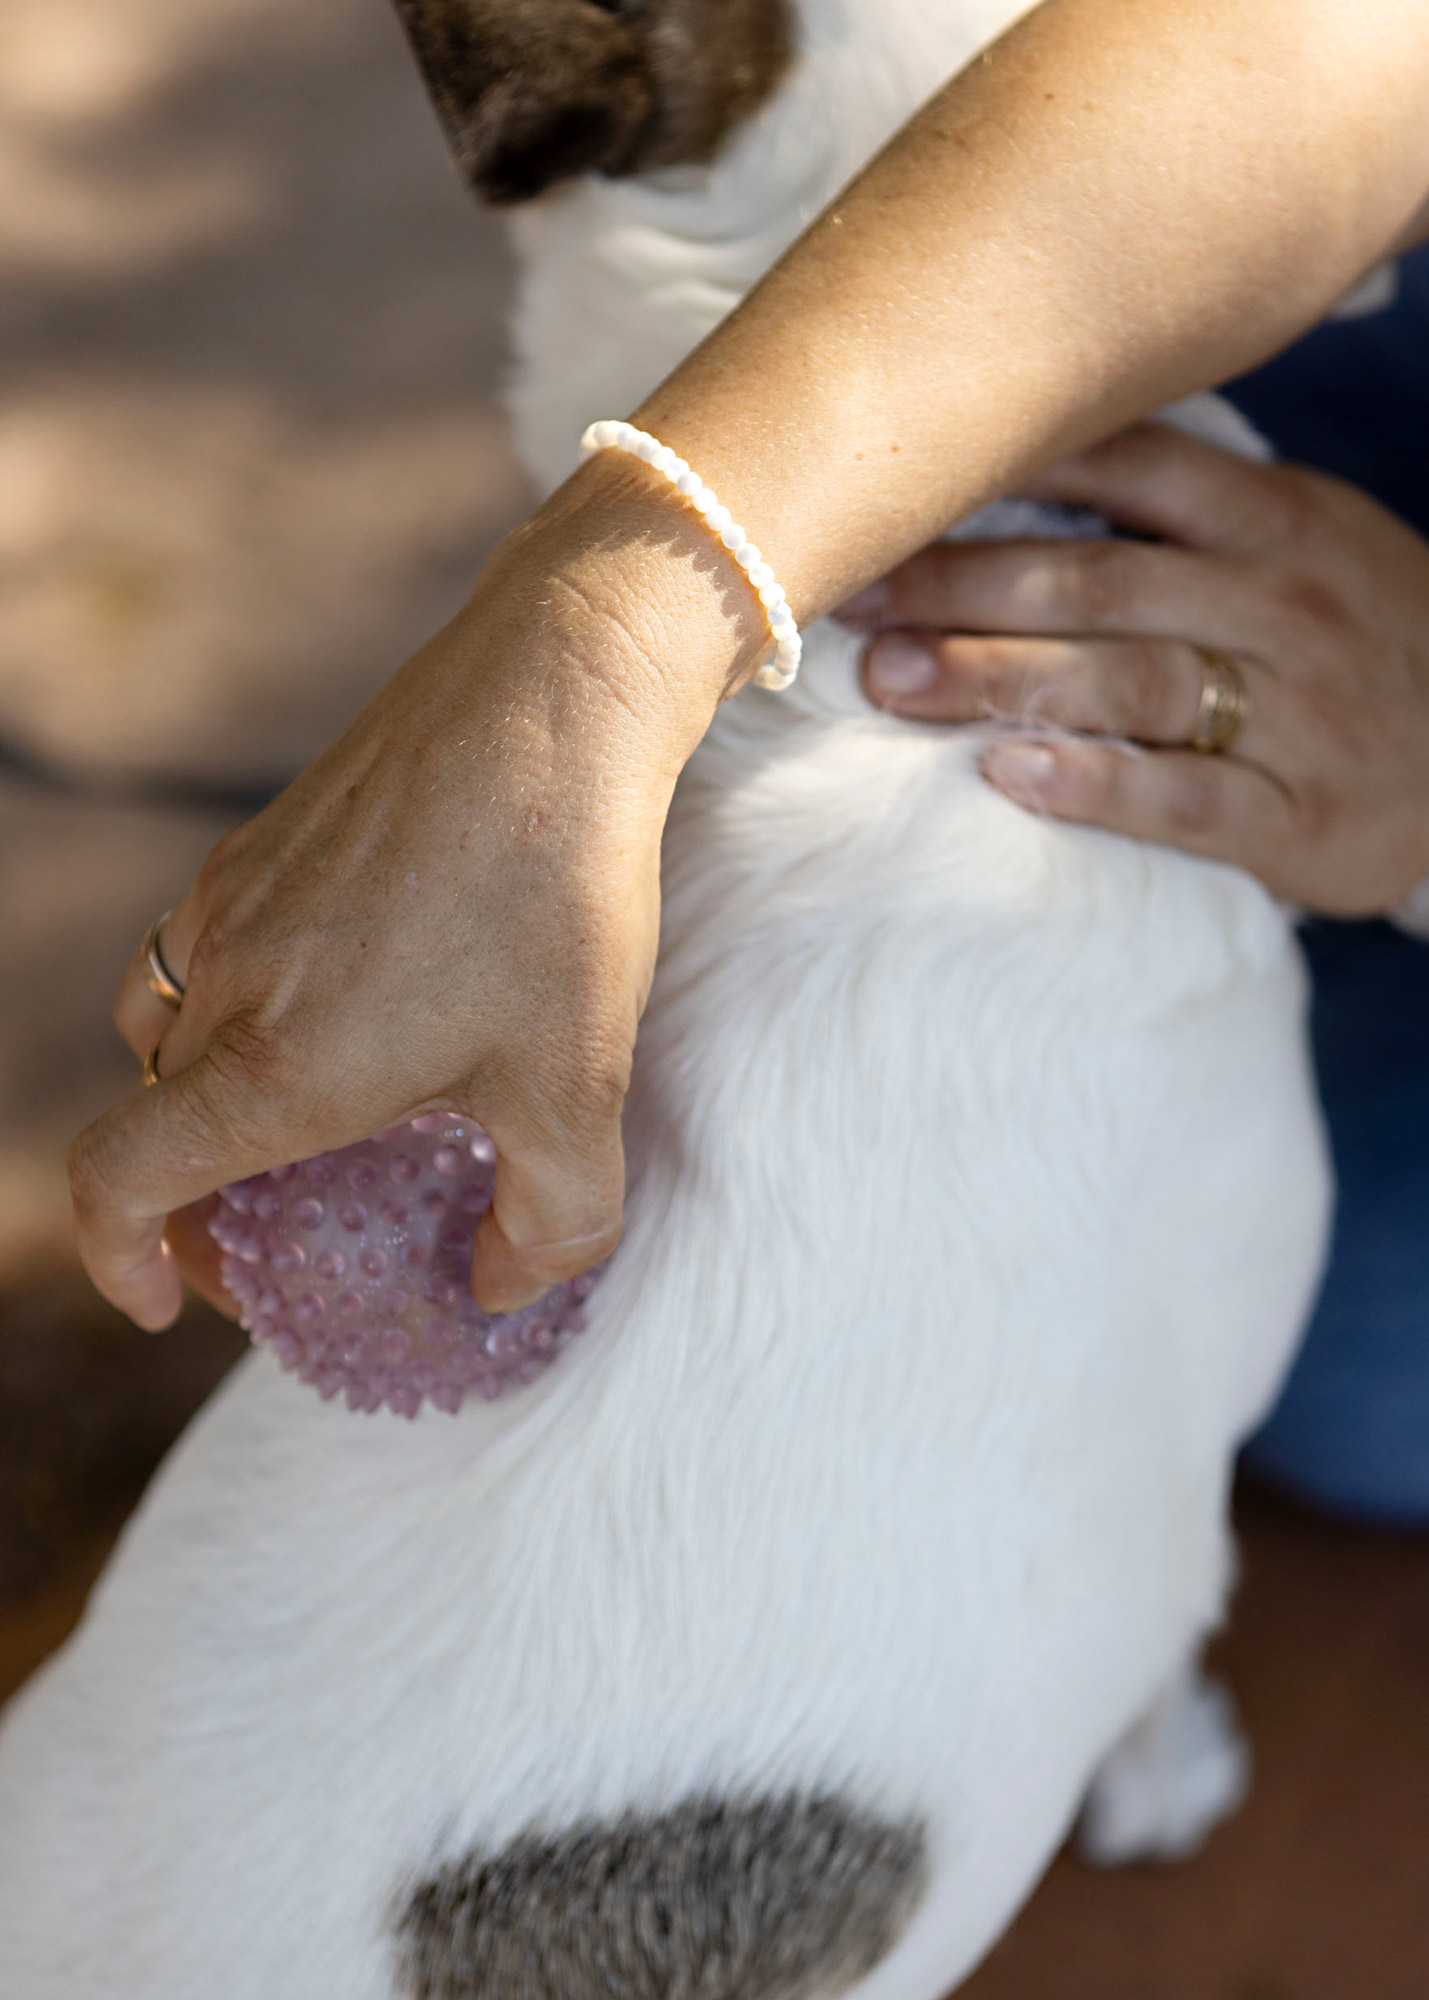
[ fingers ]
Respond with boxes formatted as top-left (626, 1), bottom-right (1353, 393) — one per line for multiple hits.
top-left (1021, 421), bottom-right (1305, 557)
top-left (162, 1196), bottom-right (240, 1322)
top-left (471, 1105), bottom-right (626, 1313)
top-left (68, 1049), bottom-right (291, 1331)
top-left (980, 733), bottom-right (1297, 883)
top-left (78, 1034), bottom-right (627, 1326)
top-left (838, 536), bottom-right (1279, 657)
top-left (864, 631), bottom-right (1270, 754)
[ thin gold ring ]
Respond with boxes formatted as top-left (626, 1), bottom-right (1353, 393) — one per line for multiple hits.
top-left (143, 1044), bottom-right (163, 1087)
top-left (143, 912), bottom-right (186, 1009)
top-left (1189, 648), bottom-right (1251, 755)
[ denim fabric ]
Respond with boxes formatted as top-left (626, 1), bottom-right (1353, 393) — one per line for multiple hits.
top-left (1227, 247), bottom-right (1429, 541)
top-left (1244, 923), bottom-right (1429, 1522)
top-left (1220, 248), bottom-right (1429, 1523)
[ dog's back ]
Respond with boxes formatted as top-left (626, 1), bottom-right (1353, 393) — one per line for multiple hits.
top-left (0, 3), bottom-right (1331, 1995)
top-left (0, 635), bottom-right (1328, 1995)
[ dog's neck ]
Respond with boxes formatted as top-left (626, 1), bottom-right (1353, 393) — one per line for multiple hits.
top-left (507, 0), bottom-right (1040, 492)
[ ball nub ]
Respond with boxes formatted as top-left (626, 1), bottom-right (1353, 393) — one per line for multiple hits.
top-left (212, 1115), bottom-right (601, 1419)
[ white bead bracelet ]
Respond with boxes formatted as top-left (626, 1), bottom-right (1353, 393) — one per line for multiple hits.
top-left (579, 421), bottom-right (802, 691)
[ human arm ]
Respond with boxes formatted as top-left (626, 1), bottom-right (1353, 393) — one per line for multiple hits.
top-left (85, 0), bottom-right (1429, 1328)
top-left (632, 0), bottom-right (1429, 612)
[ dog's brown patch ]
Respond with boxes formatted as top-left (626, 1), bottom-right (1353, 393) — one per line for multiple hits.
top-left (393, 1791), bottom-right (928, 2000)
top-left (391, 0), bottom-right (794, 203)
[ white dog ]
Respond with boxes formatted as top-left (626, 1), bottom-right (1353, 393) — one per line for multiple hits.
top-left (0, 3), bottom-right (1331, 1995)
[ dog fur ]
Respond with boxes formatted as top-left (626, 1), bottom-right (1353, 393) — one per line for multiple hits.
top-left (0, 3), bottom-right (1332, 1995)
top-left (391, 0), bottom-right (792, 203)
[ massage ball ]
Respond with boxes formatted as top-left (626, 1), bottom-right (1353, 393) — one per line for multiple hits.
top-left (209, 1114), bottom-right (598, 1417)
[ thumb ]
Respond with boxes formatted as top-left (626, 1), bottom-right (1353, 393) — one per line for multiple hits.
top-left (470, 1108), bottom-right (626, 1313)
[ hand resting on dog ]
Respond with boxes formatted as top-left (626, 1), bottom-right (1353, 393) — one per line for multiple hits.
top-left (851, 421), bottom-right (1429, 917)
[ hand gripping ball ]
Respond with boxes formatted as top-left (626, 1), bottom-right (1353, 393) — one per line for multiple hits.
top-left (209, 1114), bottom-right (599, 1417)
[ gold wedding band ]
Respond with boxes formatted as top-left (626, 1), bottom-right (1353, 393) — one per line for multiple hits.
top-left (143, 912), bottom-right (186, 1009)
top-left (143, 1044), bottom-right (163, 1087)
top-left (1190, 648), bottom-right (1250, 755)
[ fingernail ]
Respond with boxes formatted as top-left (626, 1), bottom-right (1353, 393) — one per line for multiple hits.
top-left (834, 581), bottom-right (890, 624)
top-left (866, 636), bottom-right (938, 700)
top-left (982, 738), bottom-right (1060, 809)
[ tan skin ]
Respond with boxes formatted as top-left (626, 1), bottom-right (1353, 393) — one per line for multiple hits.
top-left (851, 422), bottom-right (1429, 915)
top-left (89, 0), bottom-right (1429, 1330)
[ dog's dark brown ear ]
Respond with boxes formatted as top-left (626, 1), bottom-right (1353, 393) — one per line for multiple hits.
top-left (392, 0), bottom-right (793, 206)
top-left (392, 1), bottom-right (653, 205)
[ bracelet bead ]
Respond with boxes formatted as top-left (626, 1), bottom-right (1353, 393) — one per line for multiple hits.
top-left (580, 419), bottom-right (803, 691)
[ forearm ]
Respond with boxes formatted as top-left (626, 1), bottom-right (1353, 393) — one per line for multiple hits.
top-left (624, 0), bottom-right (1429, 623)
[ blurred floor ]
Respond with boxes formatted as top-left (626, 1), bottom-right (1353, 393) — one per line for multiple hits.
top-left (0, 0), bottom-right (527, 1273)
top-left (961, 1490), bottom-right (1429, 2000)
top-left (0, 1276), bottom-right (245, 1699)
top-left (0, 1), bottom-right (1425, 1992)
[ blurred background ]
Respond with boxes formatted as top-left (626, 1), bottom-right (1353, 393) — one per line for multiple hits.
top-left (0, 2), bottom-right (1424, 1993)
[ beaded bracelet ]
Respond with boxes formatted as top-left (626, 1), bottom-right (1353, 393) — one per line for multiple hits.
top-left (580, 421), bottom-right (802, 691)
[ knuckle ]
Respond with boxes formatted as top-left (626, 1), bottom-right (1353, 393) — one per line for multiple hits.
top-left (523, 1217), bottom-right (623, 1282)
top-left (197, 1015), bottom-right (301, 1128)
top-left (1100, 422), bottom-right (1181, 489)
top-left (1289, 651), bottom-right (1380, 761)
top-left (471, 1024), bottom-right (633, 1155)
top-left (66, 1123), bottom-right (135, 1237)
top-left (902, 545), bottom-right (956, 598)
top-left (111, 985), bottom-right (144, 1043)
top-left (1163, 766), bottom-right (1220, 836)
top-left (1057, 743), bottom-right (1125, 818)
top-left (1116, 641), bottom-right (1177, 735)
top-left (195, 823), bottom-right (251, 897)
top-left (556, 1040), bottom-right (633, 1134)
top-left (183, 908), bottom-right (242, 1001)
top-left (1265, 570), bottom-right (1356, 650)
top-left (65, 1127), bottom-right (108, 1219)
top-left (1292, 776), bottom-right (1340, 848)
top-left (1259, 463), bottom-right (1330, 539)
top-left (1064, 543), bottom-right (1134, 626)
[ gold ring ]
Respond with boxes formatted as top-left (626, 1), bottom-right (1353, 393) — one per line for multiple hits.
top-left (1190, 648), bottom-right (1250, 755)
top-left (143, 912), bottom-right (186, 1009)
top-left (143, 1044), bottom-right (163, 1087)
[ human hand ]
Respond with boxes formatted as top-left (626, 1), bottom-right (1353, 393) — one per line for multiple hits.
top-left (846, 422), bottom-right (1429, 915)
top-left (77, 457), bottom-right (763, 1331)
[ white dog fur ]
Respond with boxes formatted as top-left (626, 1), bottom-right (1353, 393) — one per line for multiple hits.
top-left (0, 3), bottom-right (1331, 1995)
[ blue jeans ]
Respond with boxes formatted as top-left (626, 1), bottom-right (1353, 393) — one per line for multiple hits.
top-left (1223, 249), bottom-right (1429, 1524)
top-left (1243, 923), bottom-right (1429, 1523)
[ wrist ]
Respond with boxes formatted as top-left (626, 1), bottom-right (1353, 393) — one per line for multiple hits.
top-left (484, 447), bottom-right (770, 767)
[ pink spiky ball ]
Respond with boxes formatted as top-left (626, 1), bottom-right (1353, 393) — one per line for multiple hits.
top-left (209, 1114), bottom-right (598, 1417)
